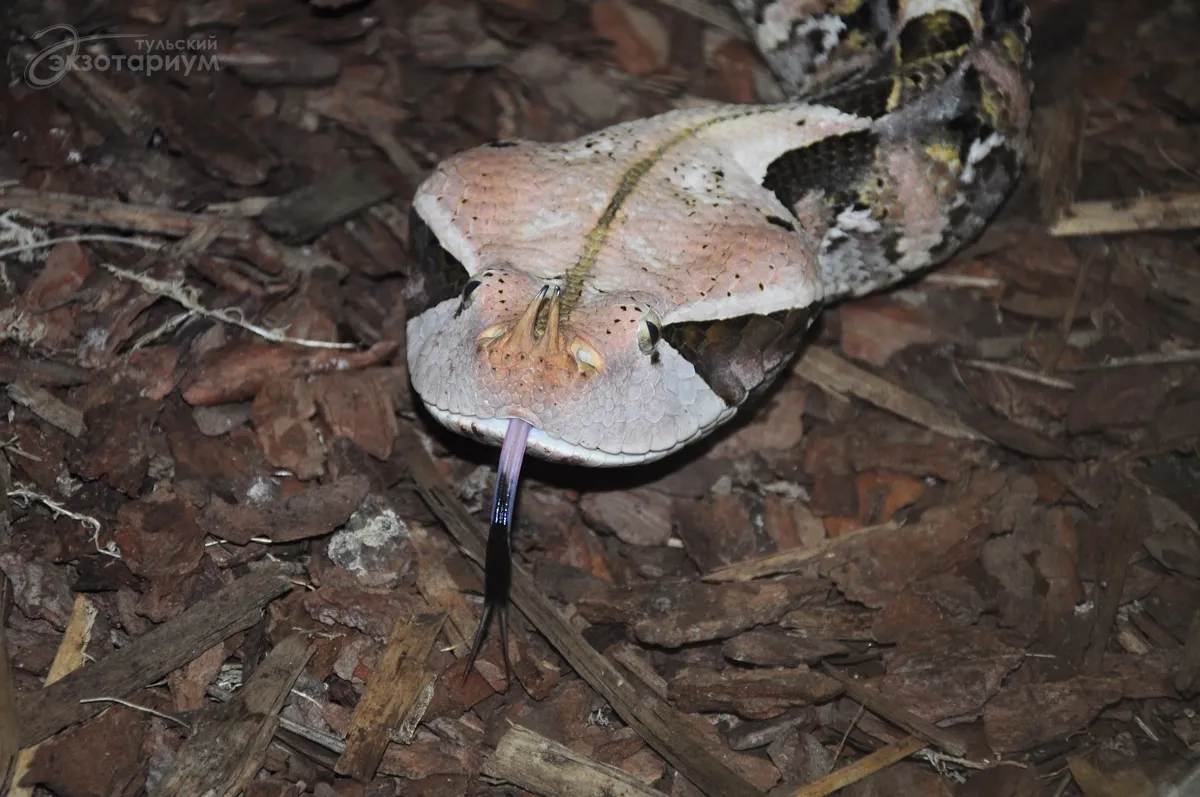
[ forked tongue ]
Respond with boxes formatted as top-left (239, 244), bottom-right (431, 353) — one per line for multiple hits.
top-left (464, 418), bottom-right (532, 686)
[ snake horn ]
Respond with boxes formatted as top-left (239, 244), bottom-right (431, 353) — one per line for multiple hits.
top-left (464, 417), bottom-right (532, 687)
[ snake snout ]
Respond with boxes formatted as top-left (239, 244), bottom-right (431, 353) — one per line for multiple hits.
top-left (476, 285), bottom-right (602, 385)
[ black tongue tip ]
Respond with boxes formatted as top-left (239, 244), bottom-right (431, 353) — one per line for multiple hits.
top-left (463, 522), bottom-right (517, 688)
top-left (463, 419), bottom-right (532, 689)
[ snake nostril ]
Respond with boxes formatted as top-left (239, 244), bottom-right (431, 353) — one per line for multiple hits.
top-left (571, 340), bottom-right (604, 374)
top-left (478, 323), bottom-right (508, 345)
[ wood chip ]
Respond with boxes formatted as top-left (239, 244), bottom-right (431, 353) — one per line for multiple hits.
top-left (6, 381), bottom-right (86, 439)
top-left (1049, 193), bottom-right (1200, 237)
top-left (669, 666), bottom-right (842, 718)
top-left (335, 613), bottom-right (445, 781)
top-left (794, 346), bottom-right (989, 444)
top-left (9, 594), bottom-right (97, 797)
top-left (258, 164), bottom-right (396, 244)
top-left (157, 634), bottom-right (313, 796)
top-left (483, 723), bottom-right (663, 797)
top-left (15, 567), bottom-right (292, 747)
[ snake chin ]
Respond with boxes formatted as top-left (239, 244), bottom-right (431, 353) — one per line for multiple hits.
top-left (422, 406), bottom-right (735, 467)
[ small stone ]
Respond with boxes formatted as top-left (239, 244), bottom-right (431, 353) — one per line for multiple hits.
top-left (327, 501), bottom-right (411, 587)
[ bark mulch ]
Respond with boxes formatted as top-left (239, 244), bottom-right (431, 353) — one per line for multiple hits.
top-left (1, 0), bottom-right (1199, 794)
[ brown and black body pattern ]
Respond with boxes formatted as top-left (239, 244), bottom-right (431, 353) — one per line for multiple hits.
top-left (728, 0), bottom-right (896, 97)
top-left (659, 0), bottom-right (1031, 406)
top-left (756, 0), bottom-right (1032, 299)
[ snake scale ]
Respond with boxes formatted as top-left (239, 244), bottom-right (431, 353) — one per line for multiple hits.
top-left (404, 0), bottom-right (1034, 678)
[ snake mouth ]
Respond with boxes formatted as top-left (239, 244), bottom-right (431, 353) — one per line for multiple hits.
top-left (423, 405), bottom-right (727, 467)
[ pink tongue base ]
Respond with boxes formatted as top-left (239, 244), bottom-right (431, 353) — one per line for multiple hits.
top-left (464, 418), bottom-right (532, 685)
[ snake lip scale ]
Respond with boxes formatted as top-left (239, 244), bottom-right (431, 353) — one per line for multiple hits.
top-left (421, 405), bottom-right (737, 466)
top-left (406, 0), bottom-right (1034, 683)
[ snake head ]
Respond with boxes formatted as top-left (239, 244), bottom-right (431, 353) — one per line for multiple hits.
top-left (403, 116), bottom-right (830, 466)
top-left (407, 265), bottom-right (738, 466)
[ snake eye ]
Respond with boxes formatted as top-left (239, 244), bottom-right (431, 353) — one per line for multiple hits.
top-left (638, 312), bottom-right (662, 356)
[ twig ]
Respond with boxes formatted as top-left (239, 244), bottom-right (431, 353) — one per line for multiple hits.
top-left (794, 346), bottom-right (989, 443)
top-left (277, 715), bottom-right (347, 753)
top-left (1057, 349), bottom-right (1200, 370)
top-left (77, 697), bottom-right (193, 734)
top-left (157, 635), bottom-right (312, 796)
top-left (6, 380), bottom-right (87, 438)
top-left (0, 231), bottom-right (162, 261)
top-left (101, 263), bottom-right (356, 350)
top-left (0, 212), bottom-right (356, 351)
top-left (335, 614), bottom-right (445, 781)
top-left (0, 189), bottom-right (260, 244)
top-left (0, 187), bottom-right (349, 278)
top-left (954, 359), bottom-right (1075, 389)
top-left (407, 523), bottom-right (508, 693)
top-left (1084, 477), bottom-right (1145, 674)
top-left (1049, 192), bottom-right (1200, 237)
top-left (6, 484), bottom-right (118, 559)
top-left (1042, 252), bottom-right (1092, 374)
top-left (788, 736), bottom-right (926, 797)
top-left (913, 749), bottom-right (1008, 774)
top-left (922, 273), bottom-right (1004, 289)
top-left (830, 704), bottom-right (865, 768)
top-left (0, 436), bottom-right (41, 463)
top-left (820, 665), bottom-right (967, 757)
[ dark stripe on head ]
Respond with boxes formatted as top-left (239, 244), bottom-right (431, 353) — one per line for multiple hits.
top-left (407, 207), bottom-right (471, 318)
top-left (814, 77), bottom-right (895, 119)
top-left (661, 306), bottom-right (819, 406)
top-left (762, 130), bottom-right (879, 211)
top-left (765, 214), bottom-right (796, 232)
top-left (898, 11), bottom-right (975, 63)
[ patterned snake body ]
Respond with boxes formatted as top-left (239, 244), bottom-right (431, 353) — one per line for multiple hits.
top-left (404, 0), bottom-right (1033, 676)
top-left (407, 0), bottom-right (1032, 466)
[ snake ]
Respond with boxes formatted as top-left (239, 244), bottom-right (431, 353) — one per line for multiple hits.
top-left (403, 0), bottom-right (1033, 679)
